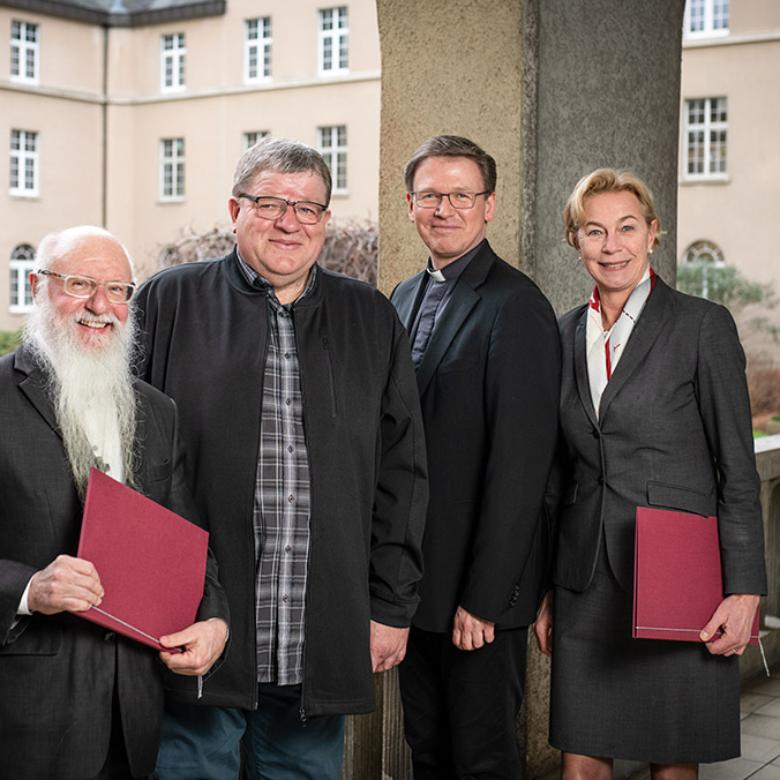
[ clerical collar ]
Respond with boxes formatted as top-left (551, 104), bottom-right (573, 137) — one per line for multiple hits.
top-left (425, 240), bottom-right (484, 283)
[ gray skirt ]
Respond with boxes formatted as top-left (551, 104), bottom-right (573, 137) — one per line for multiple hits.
top-left (550, 549), bottom-right (740, 764)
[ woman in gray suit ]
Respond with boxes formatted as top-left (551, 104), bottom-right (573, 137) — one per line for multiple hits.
top-left (534, 169), bottom-right (766, 779)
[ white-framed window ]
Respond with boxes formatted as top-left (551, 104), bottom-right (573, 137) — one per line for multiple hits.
top-left (679, 240), bottom-right (726, 299)
top-left (318, 125), bottom-right (347, 194)
top-left (244, 130), bottom-right (270, 150)
top-left (10, 20), bottom-right (38, 83)
top-left (160, 137), bottom-right (185, 200)
top-left (161, 33), bottom-right (186, 92)
top-left (683, 97), bottom-right (727, 180)
top-left (318, 7), bottom-right (348, 75)
top-left (245, 17), bottom-right (271, 82)
top-left (9, 243), bottom-right (35, 312)
top-left (10, 129), bottom-right (39, 196)
top-left (684, 0), bottom-right (729, 38)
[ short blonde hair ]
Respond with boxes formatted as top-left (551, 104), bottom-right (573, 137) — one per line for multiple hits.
top-left (563, 168), bottom-right (662, 249)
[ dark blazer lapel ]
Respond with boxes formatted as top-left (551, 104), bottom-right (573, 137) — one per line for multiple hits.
top-left (415, 243), bottom-right (493, 399)
top-left (15, 347), bottom-right (59, 436)
top-left (132, 382), bottom-right (150, 490)
top-left (598, 277), bottom-right (674, 421)
top-left (573, 307), bottom-right (599, 430)
top-left (394, 271), bottom-right (427, 333)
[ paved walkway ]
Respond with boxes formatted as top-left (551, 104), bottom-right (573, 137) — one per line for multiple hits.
top-left (699, 672), bottom-right (780, 780)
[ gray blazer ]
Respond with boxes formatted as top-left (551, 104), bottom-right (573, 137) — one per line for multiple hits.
top-left (553, 276), bottom-right (767, 596)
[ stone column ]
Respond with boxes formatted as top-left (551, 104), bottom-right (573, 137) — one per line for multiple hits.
top-left (374, 2), bottom-right (685, 777)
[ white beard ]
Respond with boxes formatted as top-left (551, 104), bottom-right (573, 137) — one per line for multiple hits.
top-left (24, 294), bottom-right (138, 498)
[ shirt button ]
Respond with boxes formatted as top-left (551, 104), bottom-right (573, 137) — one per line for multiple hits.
top-left (284, 353), bottom-right (291, 359)
top-left (285, 398), bottom-right (292, 406)
top-left (285, 545), bottom-right (292, 553)
top-left (597, 476), bottom-right (604, 485)
top-left (282, 594), bottom-right (289, 603)
top-left (287, 445), bottom-right (293, 453)
top-left (288, 494), bottom-right (295, 503)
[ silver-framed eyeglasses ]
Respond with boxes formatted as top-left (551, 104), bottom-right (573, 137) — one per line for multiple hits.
top-left (238, 194), bottom-right (328, 225)
top-left (36, 270), bottom-right (136, 304)
top-left (412, 190), bottom-right (491, 210)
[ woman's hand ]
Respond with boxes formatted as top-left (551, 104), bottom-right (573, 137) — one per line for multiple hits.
top-left (700, 594), bottom-right (760, 656)
top-left (533, 590), bottom-right (554, 656)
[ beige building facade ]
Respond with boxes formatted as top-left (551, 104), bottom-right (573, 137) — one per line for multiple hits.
top-left (1, 0), bottom-right (380, 331)
top-left (677, 0), bottom-right (780, 306)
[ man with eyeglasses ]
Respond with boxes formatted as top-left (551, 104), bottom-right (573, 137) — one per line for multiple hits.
top-left (390, 135), bottom-right (561, 779)
top-left (134, 138), bottom-right (427, 779)
top-left (0, 225), bottom-right (229, 779)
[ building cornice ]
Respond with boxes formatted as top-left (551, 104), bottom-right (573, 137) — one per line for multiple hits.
top-left (0, 0), bottom-right (225, 27)
top-left (683, 31), bottom-right (780, 49)
top-left (0, 70), bottom-right (382, 105)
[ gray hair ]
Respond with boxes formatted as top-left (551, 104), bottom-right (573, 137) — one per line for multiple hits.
top-left (232, 138), bottom-right (333, 205)
top-left (404, 135), bottom-right (497, 194)
top-left (35, 225), bottom-right (136, 278)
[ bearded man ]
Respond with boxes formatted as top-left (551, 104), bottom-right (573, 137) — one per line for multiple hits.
top-left (0, 226), bottom-right (229, 780)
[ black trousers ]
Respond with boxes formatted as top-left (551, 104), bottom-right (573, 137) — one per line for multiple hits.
top-left (398, 625), bottom-right (528, 780)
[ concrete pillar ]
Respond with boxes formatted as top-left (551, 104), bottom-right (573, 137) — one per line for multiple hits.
top-left (374, 1), bottom-right (685, 777)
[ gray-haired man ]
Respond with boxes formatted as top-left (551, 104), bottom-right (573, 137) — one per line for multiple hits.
top-left (136, 139), bottom-right (427, 779)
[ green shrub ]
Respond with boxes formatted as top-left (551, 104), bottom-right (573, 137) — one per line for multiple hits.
top-left (0, 330), bottom-right (21, 356)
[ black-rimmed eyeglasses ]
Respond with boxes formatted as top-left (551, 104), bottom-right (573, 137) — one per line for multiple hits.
top-left (238, 194), bottom-right (328, 225)
top-left (36, 270), bottom-right (136, 304)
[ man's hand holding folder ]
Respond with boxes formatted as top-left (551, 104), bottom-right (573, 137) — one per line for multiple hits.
top-left (159, 617), bottom-right (229, 676)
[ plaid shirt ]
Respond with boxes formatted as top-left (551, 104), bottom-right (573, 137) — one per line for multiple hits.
top-left (239, 256), bottom-right (314, 685)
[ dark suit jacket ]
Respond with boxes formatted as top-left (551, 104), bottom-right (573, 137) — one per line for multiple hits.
top-left (553, 276), bottom-right (767, 595)
top-left (391, 241), bottom-right (561, 632)
top-left (0, 346), bottom-right (228, 780)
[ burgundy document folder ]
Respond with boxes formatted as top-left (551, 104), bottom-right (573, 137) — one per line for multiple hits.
top-left (76, 468), bottom-right (208, 651)
top-left (633, 506), bottom-right (759, 644)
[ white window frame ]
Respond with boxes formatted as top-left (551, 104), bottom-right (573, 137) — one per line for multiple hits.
top-left (160, 137), bottom-right (185, 200)
top-left (683, 97), bottom-right (728, 181)
top-left (318, 125), bottom-right (347, 194)
top-left (318, 7), bottom-right (348, 76)
top-left (243, 130), bottom-right (270, 150)
top-left (9, 244), bottom-right (36, 313)
top-left (160, 33), bottom-right (186, 92)
top-left (10, 20), bottom-right (39, 83)
top-left (684, 0), bottom-right (729, 39)
top-left (245, 17), bottom-right (272, 83)
top-left (681, 240), bottom-right (726, 300)
top-left (10, 129), bottom-right (39, 197)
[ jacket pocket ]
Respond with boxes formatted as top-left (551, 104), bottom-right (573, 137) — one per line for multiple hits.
top-left (0, 623), bottom-right (61, 656)
top-left (322, 336), bottom-right (337, 418)
top-left (146, 457), bottom-right (172, 483)
top-left (646, 480), bottom-right (714, 517)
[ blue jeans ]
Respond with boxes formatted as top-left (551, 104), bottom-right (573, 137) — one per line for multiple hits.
top-left (152, 684), bottom-right (345, 780)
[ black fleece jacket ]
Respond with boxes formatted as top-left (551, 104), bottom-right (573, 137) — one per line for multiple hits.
top-left (135, 250), bottom-right (428, 716)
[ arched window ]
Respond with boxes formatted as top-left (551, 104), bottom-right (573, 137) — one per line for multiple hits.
top-left (9, 243), bottom-right (35, 313)
top-left (679, 240), bottom-right (726, 300)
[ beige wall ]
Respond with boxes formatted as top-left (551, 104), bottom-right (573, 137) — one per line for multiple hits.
top-left (1, 1), bottom-right (380, 331)
top-left (678, 29), bottom-right (780, 288)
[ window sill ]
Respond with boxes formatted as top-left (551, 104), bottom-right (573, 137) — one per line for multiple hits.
top-left (679, 176), bottom-right (730, 186)
top-left (9, 192), bottom-right (40, 200)
top-left (9, 305), bottom-right (34, 314)
top-left (158, 197), bottom-right (186, 204)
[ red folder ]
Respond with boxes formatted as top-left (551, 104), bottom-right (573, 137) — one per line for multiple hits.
top-left (76, 468), bottom-right (208, 651)
top-left (633, 506), bottom-right (759, 644)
